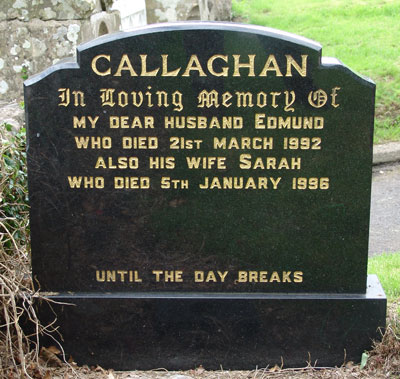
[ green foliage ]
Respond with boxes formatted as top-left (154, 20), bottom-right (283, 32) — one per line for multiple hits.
top-left (368, 252), bottom-right (400, 300)
top-left (360, 352), bottom-right (369, 369)
top-left (20, 64), bottom-right (29, 80)
top-left (374, 116), bottom-right (400, 143)
top-left (0, 124), bottom-right (29, 253)
top-left (232, 0), bottom-right (400, 142)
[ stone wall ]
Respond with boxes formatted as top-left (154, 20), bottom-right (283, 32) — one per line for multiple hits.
top-left (111, 0), bottom-right (147, 30)
top-left (0, 0), bottom-right (101, 21)
top-left (200, 0), bottom-right (232, 21)
top-left (146, 0), bottom-right (231, 24)
top-left (0, 0), bottom-right (233, 101)
top-left (0, 0), bottom-right (120, 101)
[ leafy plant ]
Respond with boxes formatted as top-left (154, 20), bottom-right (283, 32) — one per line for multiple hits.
top-left (20, 65), bottom-right (29, 80)
top-left (0, 123), bottom-right (29, 253)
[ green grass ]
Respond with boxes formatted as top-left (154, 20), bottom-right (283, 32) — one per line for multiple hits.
top-left (232, 0), bottom-right (400, 143)
top-left (368, 252), bottom-right (400, 300)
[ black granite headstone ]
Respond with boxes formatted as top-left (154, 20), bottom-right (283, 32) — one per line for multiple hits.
top-left (25, 22), bottom-right (386, 369)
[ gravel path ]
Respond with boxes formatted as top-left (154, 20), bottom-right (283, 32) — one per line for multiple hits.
top-left (370, 163), bottom-right (400, 255)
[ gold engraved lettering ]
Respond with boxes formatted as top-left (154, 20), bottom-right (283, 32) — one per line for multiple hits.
top-left (164, 116), bottom-right (242, 129)
top-left (270, 92), bottom-right (281, 108)
top-left (285, 54), bottom-right (308, 77)
top-left (237, 271), bottom-right (247, 282)
top-left (194, 271), bottom-right (204, 282)
top-left (152, 270), bottom-right (183, 282)
top-left (235, 270), bottom-right (301, 283)
top-left (121, 136), bottom-right (158, 149)
top-left (160, 177), bottom-right (189, 189)
top-left (196, 90), bottom-right (301, 109)
top-left (95, 157), bottom-right (107, 169)
top-left (131, 91), bottom-right (143, 107)
top-left (294, 271), bottom-right (303, 282)
top-left (254, 114), bottom-right (265, 129)
top-left (233, 54), bottom-right (255, 77)
top-left (58, 89), bottom-right (85, 107)
top-left (165, 271), bottom-right (178, 282)
top-left (259, 271), bottom-right (268, 282)
top-left (235, 91), bottom-right (254, 107)
top-left (331, 86), bottom-right (341, 108)
top-left (175, 271), bottom-right (183, 282)
top-left (94, 156), bottom-right (139, 170)
top-left (249, 271), bottom-right (258, 282)
top-left (114, 54), bottom-right (138, 76)
top-left (73, 115), bottom-right (99, 129)
top-left (284, 91), bottom-right (296, 112)
top-left (149, 157), bottom-right (175, 169)
top-left (207, 55), bottom-right (229, 76)
top-left (292, 177), bottom-right (329, 190)
top-left (169, 137), bottom-right (203, 149)
top-left (96, 270), bottom-right (105, 282)
top-left (91, 54), bottom-right (111, 76)
top-left (152, 270), bottom-right (163, 282)
top-left (194, 271), bottom-right (228, 282)
top-left (256, 92), bottom-right (267, 108)
top-left (98, 89), bottom-right (183, 111)
top-left (161, 54), bottom-right (181, 76)
top-left (222, 92), bottom-right (232, 107)
top-left (129, 271), bottom-right (142, 282)
top-left (117, 270), bottom-right (128, 282)
top-left (58, 88), bottom-right (70, 106)
top-left (100, 88), bottom-right (115, 106)
top-left (269, 271), bottom-right (281, 282)
top-left (199, 176), bottom-right (281, 190)
top-left (259, 55), bottom-right (283, 77)
top-left (90, 54), bottom-right (309, 77)
top-left (186, 156), bottom-right (226, 169)
top-left (114, 176), bottom-right (150, 189)
top-left (198, 90), bottom-right (219, 108)
top-left (145, 86), bottom-right (153, 107)
top-left (140, 54), bottom-right (160, 76)
top-left (107, 271), bottom-right (116, 282)
top-left (110, 116), bottom-right (154, 129)
top-left (239, 154), bottom-right (301, 170)
top-left (206, 271), bottom-right (217, 282)
top-left (213, 137), bottom-right (273, 150)
top-left (218, 271), bottom-right (228, 282)
top-left (283, 137), bottom-right (322, 150)
top-left (118, 91), bottom-right (128, 107)
top-left (96, 270), bottom-right (142, 282)
top-left (172, 91), bottom-right (183, 112)
top-left (68, 176), bottom-right (104, 189)
top-left (282, 271), bottom-right (292, 282)
top-left (74, 136), bottom-right (112, 149)
top-left (88, 116), bottom-right (99, 128)
top-left (308, 89), bottom-right (328, 108)
top-left (156, 90), bottom-right (169, 107)
top-left (182, 55), bottom-right (207, 77)
top-left (255, 115), bottom-right (324, 130)
top-left (279, 117), bottom-right (291, 129)
top-left (271, 177), bottom-right (281, 189)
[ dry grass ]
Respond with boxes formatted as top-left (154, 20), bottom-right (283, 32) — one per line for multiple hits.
top-left (0, 124), bottom-right (65, 378)
top-left (0, 124), bottom-right (399, 378)
top-left (0, 124), bottom-right (41, 377)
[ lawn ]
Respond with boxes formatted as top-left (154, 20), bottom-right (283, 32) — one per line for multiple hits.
top-left (369, 252), bottom-right (400, 300)
top-left (232, 0), bottom-right (400, 143)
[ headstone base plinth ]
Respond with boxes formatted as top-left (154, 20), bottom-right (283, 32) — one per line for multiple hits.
top-left (34, 275), bottom-right (386, 370)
